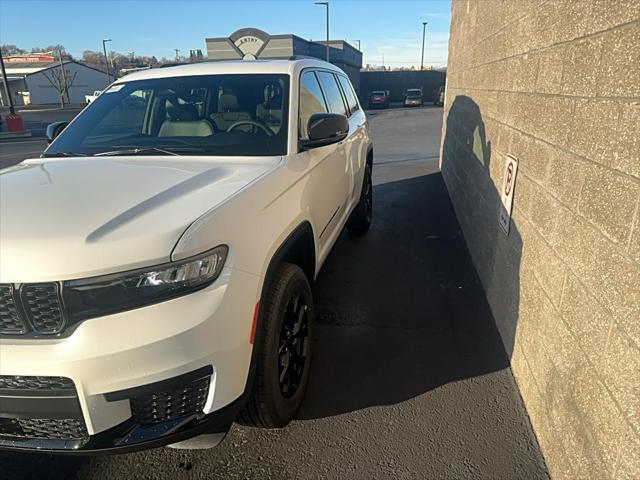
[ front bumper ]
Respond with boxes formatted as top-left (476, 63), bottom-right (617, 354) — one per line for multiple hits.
top-left (0, 266), bottom-right (261, 453)
top-left (0, 367), bottom-right (246, 454)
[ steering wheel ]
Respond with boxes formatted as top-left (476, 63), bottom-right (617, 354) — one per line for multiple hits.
top-left (226, 120), bottom-right (274, 137)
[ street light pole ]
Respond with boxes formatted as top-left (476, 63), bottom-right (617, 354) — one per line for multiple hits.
top-left (315, 2), bottom-right (330, 62)
top-left (102, 38), bottom-right (112, 83)
top-left (421, 22), bottom-right (427, 70)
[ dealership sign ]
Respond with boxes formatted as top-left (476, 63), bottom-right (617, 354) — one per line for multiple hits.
top-left (498, 154), bottom-right (519, 234)
top-left (230, 28), bottom-right (270, 60)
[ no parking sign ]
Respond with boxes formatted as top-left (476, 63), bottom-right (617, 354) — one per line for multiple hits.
top-left (498, 155), bottom-right (519, 234)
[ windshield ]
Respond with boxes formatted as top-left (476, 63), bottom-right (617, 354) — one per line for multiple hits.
top-left (46, 74), bottom-right (290, 157)
top-left (406, 90), bottom-right (422, 97)
top-left (371, 91), bottom-right (386, 96)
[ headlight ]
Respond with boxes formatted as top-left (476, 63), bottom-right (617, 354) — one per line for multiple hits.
top-left (63, 245), bottom-right (228, 323)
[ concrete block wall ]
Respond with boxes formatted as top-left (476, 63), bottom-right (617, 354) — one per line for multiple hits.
top-left (440, 1), bottom-right (639, 478)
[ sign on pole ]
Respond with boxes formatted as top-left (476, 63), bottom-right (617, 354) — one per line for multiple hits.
top-left (498, 154), bottom-right (519, 235)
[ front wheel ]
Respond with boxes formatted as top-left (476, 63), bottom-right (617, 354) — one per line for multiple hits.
top-left (347, 163), bottom-right (373, 235)
top-left (238, 263), bottom-right (313, 428)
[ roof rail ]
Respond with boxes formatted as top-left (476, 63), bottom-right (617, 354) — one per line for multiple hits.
top-left (287, 55), bottom-right (326, 61)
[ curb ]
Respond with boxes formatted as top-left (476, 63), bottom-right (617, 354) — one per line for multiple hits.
top-left (0, 130), bottom-right (32, 141)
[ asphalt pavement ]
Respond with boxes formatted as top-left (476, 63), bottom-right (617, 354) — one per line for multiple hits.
top-left (0, 138), bottom-right (48, 169)
top-left (0, 106), bottom-right (549, 479)
top-left (0, 105), bottom-right (83, 169)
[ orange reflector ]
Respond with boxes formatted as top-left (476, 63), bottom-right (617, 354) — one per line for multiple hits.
top-left (249, 301), bottom-right (260, 344)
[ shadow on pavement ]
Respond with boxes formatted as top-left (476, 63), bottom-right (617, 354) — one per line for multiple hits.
top-left (302, 95), bottom-right (523, 421)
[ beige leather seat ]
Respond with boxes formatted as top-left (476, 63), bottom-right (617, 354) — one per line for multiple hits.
top-left (210, 93), bottom-right (252, 131)
top-left (158, 103), bottom-right (213, 137)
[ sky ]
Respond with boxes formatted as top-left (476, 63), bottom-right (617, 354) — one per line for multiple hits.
top-left (0, 0), bottom-right (451, 68)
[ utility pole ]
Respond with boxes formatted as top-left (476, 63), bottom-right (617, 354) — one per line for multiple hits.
top-left (174, 49), bottom-right (180, 62)
top-left (315, 2), bottom-right (330, 62)
top-left (421, 22), bottom-right (427, 70)
top-left (57, 48), bottom-right (68, 106)
top-left (102, 38), bottom-right (112, 83)
top-left (0, 48), bottom-right (15, 114)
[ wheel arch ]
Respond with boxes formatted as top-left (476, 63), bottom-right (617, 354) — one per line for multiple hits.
top-left (263, 221), bottom-right (316, 286)
top-left (241, 221), bottom-right (316, 404)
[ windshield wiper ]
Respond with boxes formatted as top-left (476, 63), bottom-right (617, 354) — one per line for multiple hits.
top-left (94, 147), bottom-right (180, 157)
top-left (42, 151), bottom-right (89, 158)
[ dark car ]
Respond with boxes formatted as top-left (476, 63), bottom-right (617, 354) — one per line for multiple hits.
top-left (403, 88), bottom-right (423, 107)
top-left (368, 90), bottom-right (390, 109)
top-left (434, 86), bottom-right (445, 106)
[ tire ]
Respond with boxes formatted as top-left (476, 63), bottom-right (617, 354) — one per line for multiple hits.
top-left (237, 263), bottom-right (313, 428)
top-left (347, 163), bottom-right (373, 236)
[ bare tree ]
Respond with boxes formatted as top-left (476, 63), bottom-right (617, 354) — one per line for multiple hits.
top-left (42, 67), bottom-right (77, 108)
top-left (1, 44), bottom-right (27, 55)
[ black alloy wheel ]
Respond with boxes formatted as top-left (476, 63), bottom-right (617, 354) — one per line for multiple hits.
top-left (237, 263), bottom-right (313, 428)
top-left (278, 292), bottom-right (310, 398)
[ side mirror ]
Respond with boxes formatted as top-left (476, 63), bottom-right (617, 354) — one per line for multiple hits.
top-left (46, 121), bottom-right (69, 144)
top-left (300, 113), bottom-right (349, 150)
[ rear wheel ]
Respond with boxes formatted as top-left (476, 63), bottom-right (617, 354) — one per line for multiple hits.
top-left (238, 263), bottom-right (313, 428)
top-left (347, 163), bottom-right (373, 235)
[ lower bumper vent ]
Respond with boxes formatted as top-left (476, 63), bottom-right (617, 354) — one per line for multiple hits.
top-left (0, 374), bottom-right (88, 444)
top-left (0, 417), bottom-right (88, 441)
top-left (130, 376), bottom-right (209, 426)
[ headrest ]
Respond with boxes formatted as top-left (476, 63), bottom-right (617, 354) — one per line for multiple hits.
top-left (263, 84), bottom-right (282, 103)
top-left (166, 103), bottom-right (199, 121)
top-left (219, 94), bottom-right (239, 112)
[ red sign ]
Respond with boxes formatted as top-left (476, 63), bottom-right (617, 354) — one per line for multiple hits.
top-left (5, 54), bottom-right (55, 64)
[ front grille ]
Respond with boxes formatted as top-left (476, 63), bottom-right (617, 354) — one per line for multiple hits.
top-left (20, 284), bottom-right (65, 334)
top-left (131, 377), bottom-right (209, 425)
top-left (0, 417), bottom-right (88, 440)
top-left (0, 375), bottom-right (75, 392)
top-left (0, 284), bottom-right (28, 334)
top-left (0, 283), bottom-right (66, 336)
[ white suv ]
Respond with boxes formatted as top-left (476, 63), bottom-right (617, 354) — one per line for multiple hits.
top-left (0, 59), bottom-right (372, 453)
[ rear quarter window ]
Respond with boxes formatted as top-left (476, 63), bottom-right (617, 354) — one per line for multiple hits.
top-left (337, 75), bottom-right (359, 114)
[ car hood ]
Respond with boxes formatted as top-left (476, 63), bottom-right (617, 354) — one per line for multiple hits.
top-left (0, 156), bottom-right (277, 282)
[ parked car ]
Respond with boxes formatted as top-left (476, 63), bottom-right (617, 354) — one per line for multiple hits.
top-left (368, 90), bottom-right (390, 108)
top-left (434, 86), bottom-right (445, 107)
top-left (84, 90), bottom-right (103, 104)
top-left (0, 59), bottom-right (373, 454)
top-left (403, 88), bottom-right (423, 107)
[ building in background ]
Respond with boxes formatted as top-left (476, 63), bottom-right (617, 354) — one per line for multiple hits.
top-left (440, 2), bottom-right (639, 479)
top-left (360, 70), bottom-right (446, 104)
top-left (0, 54), bottom-right (107, 106)
top-left (205, 28), bottom-right (362, 92)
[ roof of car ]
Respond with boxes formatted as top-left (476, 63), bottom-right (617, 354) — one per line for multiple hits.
top-left (114, 58), bottom-right (344, 83)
